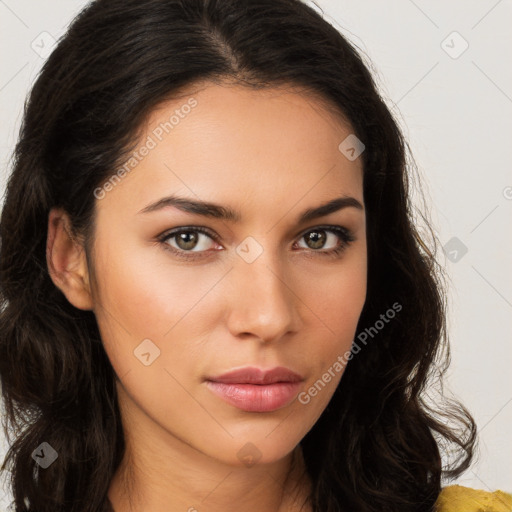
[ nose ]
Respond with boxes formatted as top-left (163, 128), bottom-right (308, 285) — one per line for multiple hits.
top-left (225, 247), bottom-right (301, 343)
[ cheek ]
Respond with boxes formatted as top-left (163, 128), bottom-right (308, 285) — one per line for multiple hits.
top-left (307, 248), bottom-right (367, 336)
top-left (92, 240), bottom-right (213, 332)
top-left (90, 240), bottom-right (222, 383)
top-left (315, 273), bottom-right (366, 327)
top-left (300, 247), bottom-right (367, 382)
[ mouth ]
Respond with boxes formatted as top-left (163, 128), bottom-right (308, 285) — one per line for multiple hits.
top-left (205, 366), bottom-right (304, 412)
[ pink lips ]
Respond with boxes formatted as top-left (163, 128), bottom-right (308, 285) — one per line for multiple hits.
top-left (205, 366), bottom-right (304, 412)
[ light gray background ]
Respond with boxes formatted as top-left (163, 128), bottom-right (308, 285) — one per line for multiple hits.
top-left (1, 0), bottom-right (511, 507)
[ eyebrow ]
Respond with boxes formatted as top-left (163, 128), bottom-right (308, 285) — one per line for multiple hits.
top-left (138, 194), bottom-right (363, 223)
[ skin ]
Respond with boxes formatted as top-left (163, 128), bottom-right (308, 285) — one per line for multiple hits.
top-left (46, 82), bottom-right (367, 512)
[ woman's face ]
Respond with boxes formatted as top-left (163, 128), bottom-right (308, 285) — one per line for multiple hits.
top-left (88, 83), bottom-right (367, 467)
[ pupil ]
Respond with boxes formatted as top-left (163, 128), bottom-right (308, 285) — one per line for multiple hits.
top-left (177, 231), bottom-right (198, 250)
top-left (308, 230), bottom-right (325, 249)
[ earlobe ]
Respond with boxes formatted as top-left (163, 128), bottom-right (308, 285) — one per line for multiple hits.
top-left (46, 207), bottom-right (93, 311)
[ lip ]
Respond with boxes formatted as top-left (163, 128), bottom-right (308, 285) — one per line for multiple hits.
top-left (207, 366), bottom-right (303, 385)
top-left (205, 366), bottom-right (304, 412)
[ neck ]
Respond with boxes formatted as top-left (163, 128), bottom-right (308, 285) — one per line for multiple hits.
top-left (108, 442), bottom-right (312, 512)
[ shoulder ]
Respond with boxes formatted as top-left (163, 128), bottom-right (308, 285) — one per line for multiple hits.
top-left (435, 484), bottom-right (512, 512)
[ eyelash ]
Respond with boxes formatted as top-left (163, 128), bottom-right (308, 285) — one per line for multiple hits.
top-left (157, 225), bottom-right (355, 262)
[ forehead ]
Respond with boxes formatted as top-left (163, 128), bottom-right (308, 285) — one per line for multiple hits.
top-left (95, 83), bottom-right (364, 220)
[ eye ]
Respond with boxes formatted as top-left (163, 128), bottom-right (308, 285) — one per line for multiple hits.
top-left (159, 226), bottom-right (219, 256)
top-left (294, 225), bottom-right (355, 257)
top-left (157, 224), bottom-right (355, 261)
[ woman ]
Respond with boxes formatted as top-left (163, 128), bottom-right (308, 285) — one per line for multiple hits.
top-left (0, 0), bottom-right (510, 511)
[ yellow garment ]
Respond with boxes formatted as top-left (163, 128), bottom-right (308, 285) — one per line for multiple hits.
top-left (435, 485), bottom-right (512, 512)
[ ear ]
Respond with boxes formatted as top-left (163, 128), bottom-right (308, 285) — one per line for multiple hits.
top-left (46, 207), bottom-right (93, 311)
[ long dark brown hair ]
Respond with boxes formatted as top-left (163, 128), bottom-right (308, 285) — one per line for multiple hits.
top-left (0, 0), bottom-right (476, 511)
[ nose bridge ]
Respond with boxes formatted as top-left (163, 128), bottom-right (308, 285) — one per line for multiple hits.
top-left (226, 236), bottom-right (299, 341)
